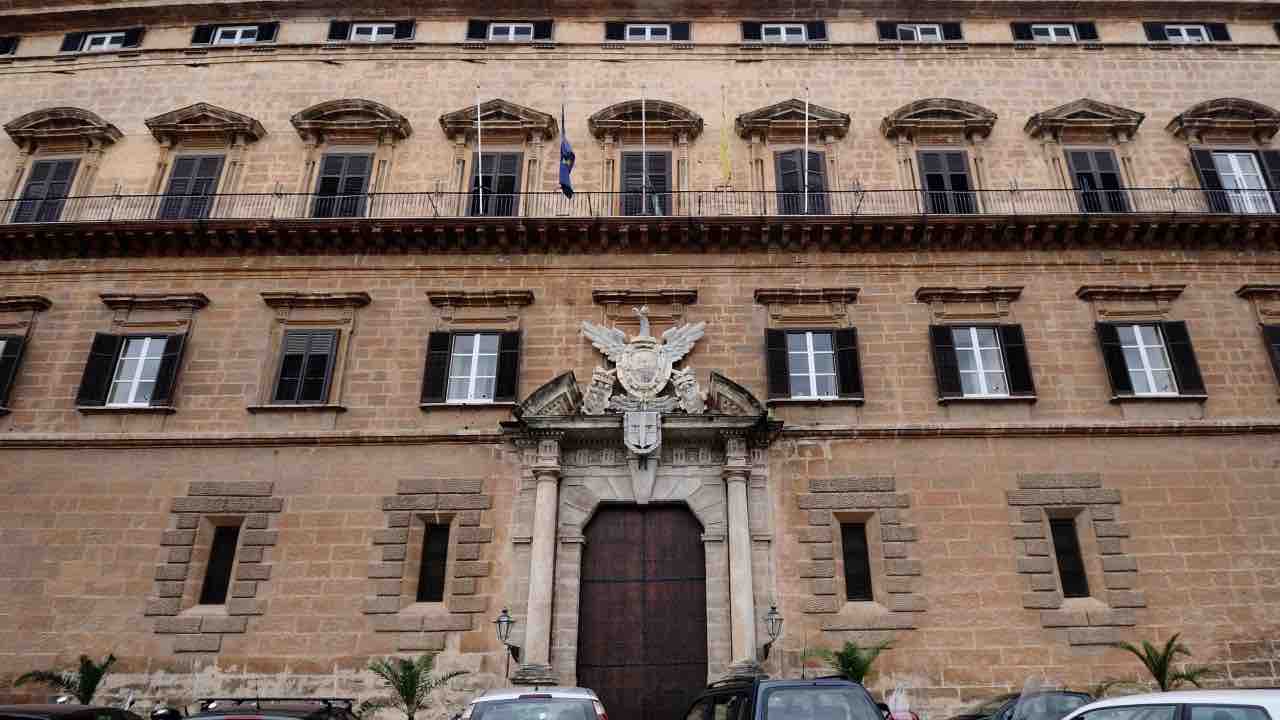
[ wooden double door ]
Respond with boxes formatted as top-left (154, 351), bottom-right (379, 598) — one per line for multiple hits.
top-left (577, 505), bottom-right (708, 720)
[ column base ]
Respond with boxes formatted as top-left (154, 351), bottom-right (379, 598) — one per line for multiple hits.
top-left (723, 660), bottom-right (767, 681)
top-left (511, 663), bottom-right (560, 686)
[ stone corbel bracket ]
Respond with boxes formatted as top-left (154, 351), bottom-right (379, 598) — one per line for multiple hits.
top-left (1236, 284), bottom-right (1280, 324)
top-left (915, 286), bottom-right (1022, 322)
top-left (261, 291), bottom-right (371, 321)
top-left (754, 287), bottom-right (859, 325)
top-left (593, 288), bottom-right (697, 328)
top-left (427, 289), bottom-right (534, 329)
top-left (101, 292), bottom-right (210, 331)
top-left (1076, 284), bottom-right (1185, 321)
top-left (0, 295), bottom-right (53, 333)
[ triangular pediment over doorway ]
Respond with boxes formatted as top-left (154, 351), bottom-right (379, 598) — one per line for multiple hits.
top-left (145, 102), bottom-right (266, 145)
top-left (735, 98), bottom-right (850, 140)
top-left (1024, 98), bottom-right (1144, 141)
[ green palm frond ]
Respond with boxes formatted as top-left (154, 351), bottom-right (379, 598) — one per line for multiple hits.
top-left (1114, 634), bottom-right (1202, 692)
top-left (366, 654), bottom-right (468, 720)
top-left (806, 640), bottom-right (892, 684)
top-left (1170, 666), bottom-right (1213, 690)
top-left (15, 654), bottom-right (116, 705)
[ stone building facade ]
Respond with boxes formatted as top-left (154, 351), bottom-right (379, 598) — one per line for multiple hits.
top-left (1, 1), bottom-right (1280, 718)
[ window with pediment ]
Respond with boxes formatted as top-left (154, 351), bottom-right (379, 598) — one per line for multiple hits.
top-left (735, 99), bottom-right (850, 213)
top-left (1024, 98), bottom-right (1145, 214)
top-left (3, 107), bottom-right (122, 223)
top-left (880, 98), bottom-right (996, 213)
top-left (289, 99), bottom-right (412, 218)
top-left (439, 99), bottom-right (557, 217)
top-left (144, 103), bottom-right (266, 220)
top-left (588, 100), bottom-right (704, 215)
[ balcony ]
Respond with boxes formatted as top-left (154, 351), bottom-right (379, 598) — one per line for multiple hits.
top-left (2, 187), bottom-right (1277, 258)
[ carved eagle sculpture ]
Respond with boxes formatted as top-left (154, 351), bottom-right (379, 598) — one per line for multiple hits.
top-left (581, 319), bottom-right (706, 367)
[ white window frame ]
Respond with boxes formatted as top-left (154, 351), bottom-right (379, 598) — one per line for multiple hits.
top-left (83, 32), bottom-right (127, 52)
top-left (107, 336), bottom-right (167, 407)
top-left (1165, 24), bottom-right (1209, 43)
top-left (897, 23), bottom-right (943, 42)
top-left (1212, 151), bottom-right (1276, 215)
top-left (213, 25), bottom-right (260, 45)
top-left (953, 326), bottom-right (1010, 398)
top-left (446, 333), bottom-right (499, 404)
top-left (1030, 23), bottom-right (1077, 42)
top-left (489, 23), bottom-right (535, 42)
top-left (761, 23), bottom-right (807, 44)
top-left (625, 23), bottom-right (671, 42)
top-left (1119, 324), bottom-right (1179, 396)
top-left (787, 331), bottom-right (837, 400)
top-left (350, 22), bottom-right (397, 42)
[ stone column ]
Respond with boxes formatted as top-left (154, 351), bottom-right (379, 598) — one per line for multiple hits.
top-left (723, 433), bottom-right (757, 671)
top-left (514, 435), bottom-right (562, 685)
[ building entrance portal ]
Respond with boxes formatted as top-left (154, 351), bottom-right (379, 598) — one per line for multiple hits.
top-left (577, 505), bottom-right (708, 720)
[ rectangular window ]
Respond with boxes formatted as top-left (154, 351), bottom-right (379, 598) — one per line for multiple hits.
top-left (76, 333), bottom-right (186, 408)
top-left (159, 155), bottom-right (224, 220)
top-left (786, 331), bottom-right (837, 400)
top-left (11, 159), bottom-right (79, 223)
top-left (1049, 518), bottom-right (1089, 598)
top-left (351, 23), bottom-right (397, 42)
top-left (762, 23), bottom-right (806, 43)
top-left (0, 335), bottom-right (26, 408)
top-left (470, 152), bottom-right (523, 217)
top-left (620, 151), bottom-right (672, 216)
top-left (83, 31), bottom-right (127, 51)
top-left (1165, 24), bottom-right (1209, 43)
top-left (1096, 321), bottom-right (1205, 398)
top-left (898, 23), bottom-right (942, 42)
top-left (952, 327), bottom-right (1009, 397)
top-left (416, 523), bottom-right (450, 602)
top-left (447, 333), bottom-right (499, 403)
top-left (1030, 23), bottom-right (1076, 42)
top-left (1117, 324), bottom-right (1178, 395)
top-left (199, 525), bottom-right (240, 605)
top-left (1066, 149), bottom-right (1129, 213)
top-left (918, 150), bottom-right (976, 214)
top-left (213, 25), bottom-right (259, 44)
top-left (929, 325), bottom-right (1035, 401)
top-left (1264, 325), bottom-right (1280, 386)
top-left (273, 329), bottom-right (338, 404)
top-left (1211, 151), bottom-right (1275, 214)
top-left (108, 336), bottom-right (167, 407)
top-left (841, 522), bottom-right (874, 601)
top-left (312, 153), bottom-right (372, 218)
top-left (489, 23), bottom-right (534, 41)
top-left (775, 149), bottom-right (829, 215)
top-left (0, 36), bottom-right (18, 55)
top-left (626, 24), bottom-right (670, 41)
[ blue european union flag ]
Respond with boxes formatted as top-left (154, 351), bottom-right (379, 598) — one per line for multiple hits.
top-left (559, 106), bottom-right (575, 198)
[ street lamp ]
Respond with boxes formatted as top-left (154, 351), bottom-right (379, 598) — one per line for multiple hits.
top-left (494, 608), bottom-right (521, 680)
top-left (759, 604), bottom-right (784, 662)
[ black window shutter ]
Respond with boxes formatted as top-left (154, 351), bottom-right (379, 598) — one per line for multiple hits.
top-left (303, 330), bottom-right (338, 403)
top-left (60, 32), bottom-right (85, 52)
top-left (151, 333), bottom-right (186, 407)
top-left (1011, 23), bottom-right (1034, 41)
top-left (191, 24), bottom-right (216, 45)
top-left (0, 336), bottom-right (27, 407)
top-left (76, 333), bottom-right (123, 407)
top-left (0, 37), bottom-right (18, 55)
top-left (1258, 150), bottom-right (1280, 191)
top-left (741, 22), bottom-right (762, 41)
top-left (327, 21), bottom-right (351, 42)
top-left (928, 325), bottom-right (963, 399)
top-left (941, 23), bottom-right (963, 41)
top-left (806, 21), bottom-right (828, 41)
top-left (1075, 22), bottom-right (1099, 40)
top-left (466, 20), bottom-right (489, 40)
top-left (394, 20), bottom-right (416, 39)
top-left (1206, 23), bottom-right (1230, 42)
top-left (1095, 323), bottom-right (1134, 397)
top-left (1160, 321), bottom-right (1205, 396)
top-left (833, 328), bottom-right (863, 399)
top-left (256, 22), bottom-right (279, 42)
top-left (671, 22), bottom-right (690, 41)
top-left (494, 331), bottom-right (521, 402)
top-left (421, 331), bottom-right (452, 404)
top-left (877, 22), bottom-right (898, 41)
top-left (1190, 148), bottom-right (1230, 213)
top-left (998, 325), bottom-right (1036, 397)
top-left (1143, 22), bottom-right (1168, 41)
top-left (122, 27), bottom-right (145, 48)
top-left (532, 20), bottom-right (554, 40)
top-left (1263, 325), bottom-right (1280, 385)
top-left (605, 22), bottom-right (625, 41)
top-left (765, 329), bottom-right (789, 399)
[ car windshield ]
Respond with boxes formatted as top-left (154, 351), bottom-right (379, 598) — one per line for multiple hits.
top-left (471, 699), bottom-right (595, 720)
top-left (964, 696), bottom-right (1019, 717)
top-left (762, 687), bottom-right (882, 720)
top-left (1008, 694), bottom-right (1091, 720)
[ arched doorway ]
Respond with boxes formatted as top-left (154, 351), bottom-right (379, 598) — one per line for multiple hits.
top-left (577, 504), bottom-right (708, 720)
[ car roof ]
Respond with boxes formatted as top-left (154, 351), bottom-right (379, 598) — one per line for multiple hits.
top-left (758, 679), bottom-right (866, 689)
top-left (0, 707), bottom-right (135, 718)
top-left (470, 688), bottom-right (598, 704)
top-left (189, 702), bottom-right (353, 719)
top-left (1064, 690), bottom-right (1280, 720)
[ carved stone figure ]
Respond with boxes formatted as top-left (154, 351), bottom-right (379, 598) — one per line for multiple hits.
top-left (582, 367), bottom-right (615, 416)
top-left (671, 367), bottom-right (706, 415)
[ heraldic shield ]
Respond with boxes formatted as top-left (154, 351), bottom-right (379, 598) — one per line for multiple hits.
top-left (624, 411), bottom-right (661, 456)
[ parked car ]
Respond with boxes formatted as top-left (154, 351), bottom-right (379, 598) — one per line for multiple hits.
top-left (954, 692), bottom-right (1093, 720)
top-left (460, 687), bottom-right (608, 720)
top-left (184, 698), bottom-right (356, 720)
top-left (0, 706), bottom-right (144, 720)
top-left (683, 676), bottom-right (884, 720)
top-left (1061, 691), bottom-right (1280, 720)
top-left (947, 696), bottom-right (1021, 720)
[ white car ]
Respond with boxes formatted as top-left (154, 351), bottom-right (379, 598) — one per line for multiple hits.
top-left (1061, 691), bottom-right (1280, 720)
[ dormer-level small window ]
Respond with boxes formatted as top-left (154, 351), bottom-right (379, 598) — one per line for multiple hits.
top-left (762, 23), bottom-right (806, 43)
top-left (84, 31), bottom-right (128, 51)
top-left (1144, 22), bottom-right (1229, 43)
top-left (490, 23), bottom-right (534, 42)
top-left (352, 23), bottom-right (397, 42)
top-left (326, 20), bottom-right (415, 43)
top-left (213, 25), bottom-right (259, 45)
top-left (627, 24), bottom-right (670, 41)
top-left (1166, 24), bottom-right (1208, 43)
top-left (1031, 23), bottom-right (1076, 42)
top-left (897, 23), bottom-right (942, 42)
top-left (60, 28), bottom-right (144, 53)
top-left (0, 36), bottom-right (18, 56)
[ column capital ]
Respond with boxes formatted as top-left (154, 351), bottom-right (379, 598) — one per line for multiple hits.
top-left (532, 434), bottom-right (562, 480)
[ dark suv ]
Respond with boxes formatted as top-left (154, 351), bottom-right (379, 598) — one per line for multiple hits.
top-left (683, 677), bottom-right (884, 720)
top-left (185, 699), bottom-right (357, 720)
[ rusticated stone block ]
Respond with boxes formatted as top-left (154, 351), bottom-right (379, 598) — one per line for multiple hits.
top-left (372, 579), bottom-right (401, 596)
top-left (877, 509), bottom-right (900, 525)
top-left (808, 477), bottom-right (895, 493)
top-left (175, 514), bottom-right (200, 530)
top-left (1104, 572), bottom-right (1134, 590)
top-left (372, 529), bottom-right (409, 545)
top-left (1102, 555), bottom-right (1138, 572)
top-left (806, 510), bottom-right (832, 525)
top-left (799, 561), bottom-right (835, 578)
top-left (884, 559), bottom-right (921, 576)
top-left (398, 632), bottom-right (446, 651)
top-left (368, 562), bottom-right (405, 579)
top-left (453, 543), bottom-right (481, 561)
top-left (1093, 522), bottom-right (1131, 538)
top-left (161, 530), bottom-right (196, 546)
top-left (399, 478), bottom-right (484, 494)
top-left (237, 546), bottom-right (264, 563)
top-left (886, 594), bottom-right (927, 612)
top-left (452, 561), bottom-right (491, 577)
top-left (1030, 574), bottom-right (1058, 591)
top-left (1013, 523), bottom-right (1044, 539)
top-left (1007, 490), bottom-right (1057, 506)
top-left (804, 595), bottom-right (840, 613)
top-left (189, 481), bottom-right (273, 496)
top-left (371, 614), bottom-right (423, 633)
top-left (240, 530), bottom-right (279, 546)
top-left (236, 563), bottom-right (271, 581)
top-left (1087, 608), bottom-right (1136, 627)
top-left (882, 577), bottom-right (914, 594)
top-left (1018, 473), bottom-right (1102, 489)
top-left (1068, 627), bottom-right (1121, 646)
top-left (231, 581), bottom-right (258, 598)
top-left (383, 496), bottom-right (438, 511)
top-left (880, 525), bottom-right (917, 542)
top-left (1020, 540), bottom-right (1051, 556)
top-left (1096, 538), bottom-right (1125, 555)
top-left (1107, 590), bottom-right (1148, 608)
top-left (1022, 591), bottom-right (1064, 609)
top-left (364, 596), bottom-right (402, 614)
top-left (174, 634), bottom-right (222, 652)
top-left (811, 578), bottom-right (837, 595)
top-left (437, 494), bottom-right (492, 510)
top-left (455, 527), bottom-right (493, 543)
top-left (244, 514), bottom-right (270, 530)
top-left (155, 581), bottom-right (186, 597)
top-left (1040, 609), bottom-right (1088, 627)
top-left (201, 616), bottom-right (249, 633)
top-left (168, 547), bottom-right (192, 564)
top-left (155, 564), bottom-right (188, 581)
top-left (154, 617), bottom-right (202, 634)
top-left (1017, 556), bottom-right (1054, 574)
top-left (225, 497), bottom-right (285, 513)
top-left (446, 596), bottom-right (489, 613)
top-left (386, 512), bottom-right (411, 528)
top-left (383, 545), bottom-right (407, 561)
top-left (171, 497), bottom-right (227, 513)
top-left (226, 598), bottom-right (266, 616)
top-left (881, 542), bottom-right (908, 559)
top-left (144, 598), bottom-right (181, 616)
top-left (1090, 505), bottom-right (1117, 521)
top-left (1082, 489), bottom-right (1123, 504)
top-left (797, 493), bottom-right (902, 509)
top-left (455, 510), bottom-right (483, 526)
top-left (422, 614), bottom-right (473, 632)
top-left (809, 543), bottom-right (834, 560)
top-left (451, 578), bottom-right (476, 595)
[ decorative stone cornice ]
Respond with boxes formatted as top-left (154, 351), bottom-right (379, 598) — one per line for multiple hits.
top-left (4, 106), bottom-right (122, 152)
top-left (588, 99), bottom-right (704, 141)
top-left (100, 292), bottom-right (210, 312)
top-left (735, 99), bottom-right (851, 141)
top-left (1166, 97), bottom-right (1280, 143)
top-left (1236, 284), bottom-right (1280, 323)
top-left (1076, 284), bottom-right (1185, 304)
top-left (260, 291), bottom-right (372, 309)
top-left (1024, 98), bottom-right (1145, 142)
top-left (592, 289), bottom-right (697, 306)
top-left (1236, 284), bottom-right (1280, 300)
top-left (290, 98), bottom-right (412, 144)
top-left (881, 98), bottom-right (997, 142)
top-left (439, 99), bottom-right (557, 142)
top-left (0, 295), bottom-right (53, 312)
top-left (915, 286), bottom-right (1023, 305)
top-left (754, 288), bottom-right (859, 305)
top-left (145, 103), bottom-right (266, 147)
top-left (426, 290), bottom-right (535, 307)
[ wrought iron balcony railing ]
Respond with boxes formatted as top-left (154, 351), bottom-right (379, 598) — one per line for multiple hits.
top-left (2, 187), bottom-right (1277, 225)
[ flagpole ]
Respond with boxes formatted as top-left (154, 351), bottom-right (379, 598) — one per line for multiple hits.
top-left (641, 84), bottom-right (647, 215)
top-left (803, 86), bottom-right (810, 215)
top-left (476, 84), bottom-right (483, 214)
